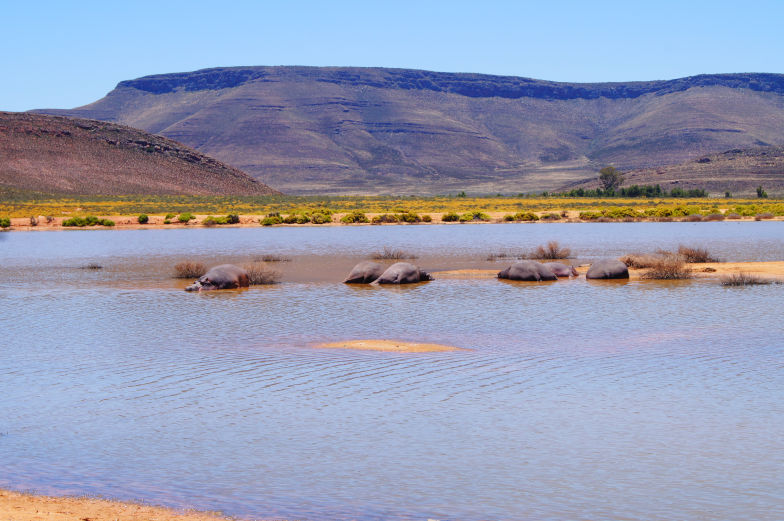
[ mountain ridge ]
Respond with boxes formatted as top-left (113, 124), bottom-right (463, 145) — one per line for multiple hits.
top-left (35, 66), bottom-right (784, 194)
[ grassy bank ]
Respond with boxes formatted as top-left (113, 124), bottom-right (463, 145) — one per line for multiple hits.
top-left (1, 188), bottom-right (783, 220)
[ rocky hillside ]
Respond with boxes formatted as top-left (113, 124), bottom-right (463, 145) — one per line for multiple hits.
top-left (0, 112), bottom-right (278, 195)
top-left (35, 66), bottom-right (784, 194)
top-left (563, 146), bottom-right (784, 195)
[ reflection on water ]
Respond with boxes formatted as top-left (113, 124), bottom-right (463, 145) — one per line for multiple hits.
top-left (1, 224), bottom-right (783, 521)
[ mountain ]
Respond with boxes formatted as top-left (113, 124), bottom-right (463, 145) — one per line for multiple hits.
top-left (0, 112), bottom-right (278, 195)
top-left (563, 146), bottom-right (784, 195)
top-left (34, 66), bottom-right (784, 194)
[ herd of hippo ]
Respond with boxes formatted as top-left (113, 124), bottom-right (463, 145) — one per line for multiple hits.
top-left (184, 259), bottom-right (629, 291)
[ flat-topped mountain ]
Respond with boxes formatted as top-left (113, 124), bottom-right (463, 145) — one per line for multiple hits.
top-left (0, 112), bottom-right (278, 195)
top-left (36, 66), bottom-right (784, 194)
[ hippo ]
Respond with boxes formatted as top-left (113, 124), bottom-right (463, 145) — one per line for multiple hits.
top-left (185, 264), bottom-right (250, 291)
top-left (344, 261), bottom-right (386, 284)
top-left (374, 262), bottom-right (433, 284)
top-left (586, 259), bottom-right (629, 280)
top-left (544, 262), bottom-right (578, 277)
top-left (497, 260), bottom-right (558, 281)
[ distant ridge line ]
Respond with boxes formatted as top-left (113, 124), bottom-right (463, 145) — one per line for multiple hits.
top-left (117, 66), bottom-right (784, 100)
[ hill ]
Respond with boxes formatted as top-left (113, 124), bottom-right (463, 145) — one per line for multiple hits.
top-left (34, 66), bottom-right (784, 194)
top-left (561, 146), bottom-right (784, 195)
top-left (0, 112), bottom-right (278, 196)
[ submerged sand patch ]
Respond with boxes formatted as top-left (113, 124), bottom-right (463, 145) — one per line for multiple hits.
top-left (316, 339), bottom-right (467, 352)
top-left (0, 489), bottom-right (238, 521)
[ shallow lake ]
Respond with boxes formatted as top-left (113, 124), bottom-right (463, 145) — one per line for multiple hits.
top-left (1, 223), bottom-right (783, 521)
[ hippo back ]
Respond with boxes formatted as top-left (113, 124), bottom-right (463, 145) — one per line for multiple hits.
top-left (497, 260), bottom-right (558, 281)
top-left (186, 264), bottom-right (249, 291)
top-left (344, 261), bottom-right (386, 284)
top-left (375, 262), bottom-right (433, 284)
top-left (545, 262), bottom-right (578, 277)
top-left (586, 259), bottom-right (629, 279)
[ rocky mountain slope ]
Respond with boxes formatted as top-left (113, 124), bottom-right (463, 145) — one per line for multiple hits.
top-left (564, 146), bottom-right (784, 194)
top-left (35, 66), bottom-right (784, 194)
top-left (0, 112), bottom-right (278, 195)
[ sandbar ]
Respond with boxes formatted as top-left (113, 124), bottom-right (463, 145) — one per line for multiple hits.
top-left (315, 339), bottom-right (466, 352)
top-left (0, 489), bottom-right (242, 521)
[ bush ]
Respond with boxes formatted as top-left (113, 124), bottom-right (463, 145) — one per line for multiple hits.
top-left (309, 212), bottom-right (332, 224)
top-left (371, 247), bottom-right (418, 260)
top-left (720, 272), bottom-right (772, 286)
top-left (29, 216), bottom-right (38, 226)
top-left (340, 211), bottom-right (369, 224)
top-left (226, 214), bottom-right (240, 224)
top-left (677, 245), bottom-right (718, 263)
top-left (163, 219), bottom-right (172, 225)
top-left (371, 214), bottom-right (400, 224)
top-left (243, 261), bottom-right (281, 285)
top-left (505, 211), bottom-right (539, 222)
top-left (459, 211), bottom-right (491, 222)
top-left (173, 261), bottom-right (206, 279)
top-left (641, 257), bottom-right (692, 280)
top-left (261, 215), bottom-right (283, 226)
top-left (138, 214), bottom-right (149, 224)
top-left (62, 216), bottom-right (113, 227)
top-left (421, 214), bottom-right (432, 222)
top-left (681, 214), bottom-right (703, 222)
top-left (283, 213), bottom-right (310, 224)
top-left (755, 212), bottom-right (775, 221)
top-left (530, 241), bottom-right (571, 259)
top-left (441, 212), bottom-right (460, 222)
top-left (255, 254), bottom-right (291, 262)
top-left (398, 212), bottom-right (421, 223)
top-left (704, 213), bottom-right (725, 221)
top-left (202, 216), bottom-right (220, 226)
top-left (0, 217), bottom-right (10, 228)
top-left (178, 212), bottom-right (195, 223)
top-left (164, 213), bottom-right (176, 220)
top-left (726, 212), bottom-right (742, 219)
top-left (578, 211), bottom-right (602, 220)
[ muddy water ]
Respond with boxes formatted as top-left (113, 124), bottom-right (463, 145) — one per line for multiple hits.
top-left (1, 223), bottom-right (783, 521)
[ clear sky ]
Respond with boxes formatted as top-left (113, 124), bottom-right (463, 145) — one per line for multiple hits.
top-left (3, 0), bottom-right (783, 112)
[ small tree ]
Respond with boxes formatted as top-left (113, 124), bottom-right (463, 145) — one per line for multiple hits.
top-left (756, 186), bottom-right (768, 198)
top-left (598, 166), bottom-right (624, 191)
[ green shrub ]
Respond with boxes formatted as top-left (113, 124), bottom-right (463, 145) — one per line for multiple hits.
top-left (261, 215), bottom-right (283, 226)
top-left (163, 219), bottom-right (171, 224)
top-left (309, 212), bottom-right (332, 224)
top-left (371, 214), bottom-right (400, 224)
top-left (421, 214), bottom-right (432, 222)
top-left (578, 211), bottom-right (602, 220)
top-left (138, 214), bottom-right (149, 224)
top-left (226, 214), bottom-right (240, 224)
top-left (62, 216), bottom-right (114, 227)
top-left (505, 211), bottom-right (539, 221)
top-left (340, 211), bottom-right (369, 224)
top-left (459, 211), bottom-right (490, 222)
top-left (441, 212), bottom-right (460, 222)
top-left (178, 212), bottom-right (195, 223)
top-left (0, 217), bottom-right (10, 228)
top-left (202, 216), bottom-right (220, 226)
top-left (165, 213), bottom-right (176, 220)
top-left (397, 212), bottom-right (421, 223)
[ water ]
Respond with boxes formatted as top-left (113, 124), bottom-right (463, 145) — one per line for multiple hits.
top-left (1, 223), bottom-right (783, 520)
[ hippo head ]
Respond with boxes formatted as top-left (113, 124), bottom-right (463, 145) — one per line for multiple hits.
top-left (184, 275), bottom-right (218, 292)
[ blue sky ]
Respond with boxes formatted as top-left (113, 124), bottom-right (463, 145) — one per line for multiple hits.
top-left (3, 0), bottom-right (783, 112)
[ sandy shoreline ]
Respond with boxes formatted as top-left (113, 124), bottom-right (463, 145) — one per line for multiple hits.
top-left (0, 489), bottom-right (248, 521)
top-left (3, 211), bottom-right (782, 231)
top-left (315, 339), bottom-right (467, 352)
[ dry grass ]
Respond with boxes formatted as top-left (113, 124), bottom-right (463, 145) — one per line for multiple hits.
top-left (255, 254), bottom-right (292, 262)
top-left (755, 212), bottom-right (775, 220)
top-left (529, 241), bottom-right (571, 260)
top-left (677, 245), bottom-right (719, 263)
top-left (243, 261), bottom-right (281, 284)
top-left (370, 247), bottom-right (418, 260)
top-left (720, 272), bottom-right (772, 286)
top-left (641, 257), bottom-right (693, 280)
top-left (682, 214), bottom-right (704, 222)
top-left (174, 261), bottom-right (207, 279)
top-left (620, 253), bottom-right (663, 269)
top-left (705, 213), bottom-right (725, 221)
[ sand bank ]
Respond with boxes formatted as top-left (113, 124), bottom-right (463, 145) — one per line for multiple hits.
top-left (0, 489), bottom-right (244, 521)
top-left (315, 339), bottom-right (466, 352)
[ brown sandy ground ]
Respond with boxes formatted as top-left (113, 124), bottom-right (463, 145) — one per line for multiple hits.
top-left (315, 339), bottom-right (467, 352)
top-left (0, 489), bottom-right (251, 521)
top-left (5, 212), bottom-right (782, 231)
